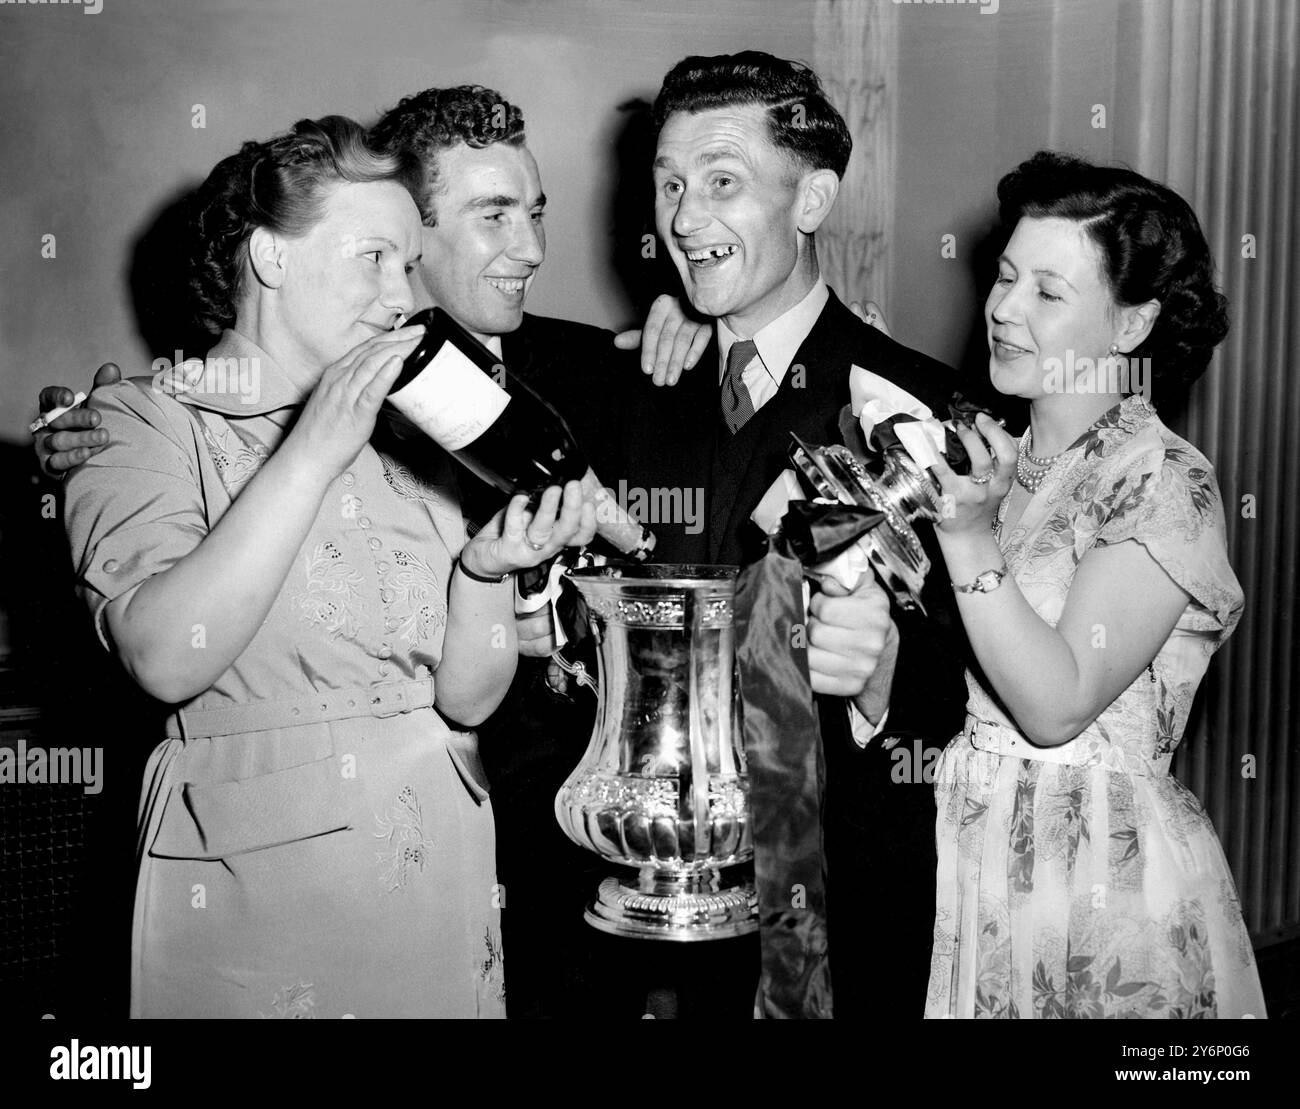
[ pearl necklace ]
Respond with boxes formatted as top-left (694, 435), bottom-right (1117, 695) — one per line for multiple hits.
top-left (1016, 431), bottom-right (1065, 494)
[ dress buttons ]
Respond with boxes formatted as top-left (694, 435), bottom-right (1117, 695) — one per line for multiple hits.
top-left (341, 473), bottom-right (355, 487)
top-left (376, 561), bottom-right (391, 574)
top-left (380, 589), bottom-right (394, 604)
top-left (368, 537), bottom-right (382, 551)
top-left (378, 663), bottom-right (391, 677)
top-left (103, 559), bottom-right (120, 573)
top-left (359, 516), bottom-right (372, 529)
top-left (377, 644), bottom-right (393, 659)
top-left (385, 618), bottom-right (400, 632)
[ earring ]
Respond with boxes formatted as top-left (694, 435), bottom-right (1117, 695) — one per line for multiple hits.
top-left (1109, 343), bottom-right (1120, 356)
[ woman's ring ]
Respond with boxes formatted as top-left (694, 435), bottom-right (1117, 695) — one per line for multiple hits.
top-left (969, 471), bottom-right (994, 485)
top-left (525, 536), bottom-right (547, 552)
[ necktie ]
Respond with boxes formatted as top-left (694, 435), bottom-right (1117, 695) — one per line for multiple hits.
top-left (721, 339), bottom-right (758, 434)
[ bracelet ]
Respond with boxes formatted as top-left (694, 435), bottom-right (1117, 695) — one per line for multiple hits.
top-left (456, 558), bottom-right (509, 585)
top-left (952, 565), bottom-right (1007, 594)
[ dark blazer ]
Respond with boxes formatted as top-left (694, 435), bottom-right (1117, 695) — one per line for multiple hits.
top-left (611, 289), bottom-right (972, 1016)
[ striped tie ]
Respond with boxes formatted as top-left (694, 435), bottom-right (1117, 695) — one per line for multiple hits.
top-left (721, 339), bottom-right (758, 434)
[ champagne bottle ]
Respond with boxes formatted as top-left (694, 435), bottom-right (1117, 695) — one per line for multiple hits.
top-left (385, 307), bottom-right (655, 581)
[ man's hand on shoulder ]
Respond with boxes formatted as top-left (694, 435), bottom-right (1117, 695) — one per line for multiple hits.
top-left (847, 299), bottom-right (893, 339)
top-left (613, 294), bottom-right (711, 386)
top-left (34, 362), bottom-right (122, 477)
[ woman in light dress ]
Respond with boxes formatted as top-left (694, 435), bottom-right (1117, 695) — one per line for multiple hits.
top-left (63, 116), bottom-right (594, 1017)
top-left (925, 151), bottom-right (1266, 1019)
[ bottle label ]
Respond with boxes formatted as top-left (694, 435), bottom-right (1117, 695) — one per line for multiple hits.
top-left (387, 341), bottom-right (510, 451)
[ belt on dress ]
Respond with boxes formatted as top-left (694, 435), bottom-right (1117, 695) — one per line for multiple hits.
top-left (165, 678), bottom-right (437, 739)
top-left (163, 677), bottom-right (492, 801)
top-left (963, 715), bottom-right (1159, 777)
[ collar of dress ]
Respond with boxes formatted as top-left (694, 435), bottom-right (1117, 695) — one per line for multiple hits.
top-left (158, 328), bottom-right (316, 417)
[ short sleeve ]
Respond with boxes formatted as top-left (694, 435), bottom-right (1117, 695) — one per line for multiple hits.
top-left (1095, 441), bottom-right (1243, 637)
top-left (63, 380), bottom-right (210, 649)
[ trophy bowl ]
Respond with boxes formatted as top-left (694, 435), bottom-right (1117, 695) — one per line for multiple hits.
top-left (788, 434), bottom-right (946, 611)
top-left (554, 564), bottom-right (757, 941)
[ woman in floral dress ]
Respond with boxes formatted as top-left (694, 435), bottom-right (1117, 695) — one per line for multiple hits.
top-left (924, 152), bottom-right (1266, 1018)
top-left (62, 117), bottom-right (594, 1017)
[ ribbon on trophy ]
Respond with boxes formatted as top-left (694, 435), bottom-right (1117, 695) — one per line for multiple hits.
top-left (734, 499), bottom-right (885, 1020)
top-left (850, 365), bottom-right (993, 474)
top-left (734, 367), bottom-right (999, 1018)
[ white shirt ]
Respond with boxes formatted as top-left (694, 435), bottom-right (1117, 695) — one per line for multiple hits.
top-left (716, 276), bottom-right (889, 747)
top-left (716, 278), bottom-right (830, 411)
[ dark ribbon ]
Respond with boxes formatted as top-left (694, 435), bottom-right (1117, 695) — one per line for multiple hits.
top-left (734, 499), bottom-right (885, 1019)
top-left (854, 390), bottom-right (998, 476)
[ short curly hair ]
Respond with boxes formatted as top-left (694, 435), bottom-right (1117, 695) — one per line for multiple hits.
top-left (997, 150), bottom-right (1229, 394)
top-left (369, 85), bottom-right (526, 225)
top-left (651, 51), bottom-right (851, 178)
top-left (188, 115), bottom-right (416, 335)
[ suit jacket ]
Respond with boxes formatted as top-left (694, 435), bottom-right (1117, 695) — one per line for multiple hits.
top-left (613, 290), bottom-right (970, 741)
top-left (610, 290), bottom-right (972, 1015)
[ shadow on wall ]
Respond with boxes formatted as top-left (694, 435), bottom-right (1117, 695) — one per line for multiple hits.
top-left (604, 97), bottom-right (694, 326)
top-left (124, 183), bottom-right (216, 363)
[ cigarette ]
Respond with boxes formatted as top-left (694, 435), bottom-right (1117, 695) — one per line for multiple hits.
top-left (30, 391), bottom-right (87, 434)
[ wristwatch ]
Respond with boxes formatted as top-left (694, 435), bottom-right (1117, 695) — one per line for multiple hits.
top-left (953, 566), bottom-right (1007, 594)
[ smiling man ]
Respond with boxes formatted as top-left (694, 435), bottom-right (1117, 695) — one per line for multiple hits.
top-left (367, 86), bottom-right (709, 1021)
top-left (370, 89), bottom-right (546, 343)
top-left (612, 51), bottom-right (972, 1018)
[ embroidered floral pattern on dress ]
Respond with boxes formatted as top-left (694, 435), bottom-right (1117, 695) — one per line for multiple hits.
top-left (201, 422), bottom-right (269, 495)
top-left (261, 981), bottom-right (317, 1019)
top-left (296, 541), bottom-right (366, 641)
top-left (479, 927), bottom-right (506, 1004)
top-left (382, 549), bottom-right (448, 646)
top-left (379, 453), bottom-right (446, 506)
top-left (374, 784), bottom-right (435, 892)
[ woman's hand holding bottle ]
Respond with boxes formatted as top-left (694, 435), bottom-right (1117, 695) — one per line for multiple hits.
top-left (461, 481), bottom-right (597, 580)
top-left (283, 325), bottom-right (426, 481)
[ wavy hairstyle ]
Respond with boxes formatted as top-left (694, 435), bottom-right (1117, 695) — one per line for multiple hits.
top-left (188, 115), bottom-right (417, 335)
top-left (997, 150), bottom-right (1229, 393)
top-left (368, 85), bottom-right (526, 225)
top-left (651, 51), bottom-right (851, 178)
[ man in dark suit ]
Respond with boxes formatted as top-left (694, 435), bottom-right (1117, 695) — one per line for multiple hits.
top-left (600, 51), bottom-right (972, 1017)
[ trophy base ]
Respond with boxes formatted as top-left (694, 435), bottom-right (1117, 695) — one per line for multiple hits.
top-left (584, 873), bottom-right (758, 941)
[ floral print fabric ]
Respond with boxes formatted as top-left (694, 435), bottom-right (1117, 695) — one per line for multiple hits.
top-left (926, 396), bottom-right (1266, 1019)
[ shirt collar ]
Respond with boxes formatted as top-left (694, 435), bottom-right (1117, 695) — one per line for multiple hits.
top-left (717, 276), bottom-right (829, 384)
top-left (162, 328), bottom-right (318, 416)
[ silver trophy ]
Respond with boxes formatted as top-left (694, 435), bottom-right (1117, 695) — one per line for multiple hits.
top-left (787, 433), bottom-right (946, 611)
top-left (554, 564), bottom-right (757, 941)
top-left (554, 434), bottom-right (950, 941)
